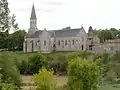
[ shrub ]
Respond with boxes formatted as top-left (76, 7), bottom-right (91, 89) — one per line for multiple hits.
top-left (0, 83), bottom-right (15, 90)
top-left (33, 68), bottom-right (57, 90)
top-left (28, 54), bottom-right (47, 74)
top-left (0, 53), bottom-right (22, 89)
top-left (68, 58), bottom-right (100, 90)
top-left (48, 60), bottom-right (67, 75)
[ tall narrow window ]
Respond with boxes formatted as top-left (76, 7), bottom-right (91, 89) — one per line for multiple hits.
top-left (82, 37), bottom-right (84, 42)
top-left (82, 44), bottom-right (84, 50)
top-left (30, 40), bottom-right (34, 52)
top-left (58, 40), bottom-right (60, 46)
top-left (72, 40), bottom-right (74, 45)
top-left (68, 40), bottom-right (71, 48)
top-left (61, 40), bottom-right (64, 48)
top-left (44, 40), bottom-right (46, 46)
top-left (65, 40), bottom-right (67, 46)
top-left (35, 41), bottom-right (37, 46)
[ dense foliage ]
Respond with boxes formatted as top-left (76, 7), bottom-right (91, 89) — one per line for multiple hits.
top-left (33, 68), bottom-right (57, 90)
top-left (0, 53), bottom-right (22, 89)
top-left (68, 58), bottom-right (100, 90)
top-left (94, 28), bottom-right (120, 43)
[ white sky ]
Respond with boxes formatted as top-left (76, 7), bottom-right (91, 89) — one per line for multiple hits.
top-left (8, 0), bottom-right (120, 32)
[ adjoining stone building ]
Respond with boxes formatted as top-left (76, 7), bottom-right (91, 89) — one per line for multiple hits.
top-left (87, 26), bottom-right (100, 51)
top-left (93, 39), bottom-right (120, 53)
top-left (23, 4), bottom-right (88, 53)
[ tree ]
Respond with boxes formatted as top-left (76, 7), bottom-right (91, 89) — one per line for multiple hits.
top-left (68, 58), bottom-right (100, 90)
top-left (7, 30), bottom-right (26, 51)
top-left (97, 29), bottom-right (116, 43)
top-left (10, 14), bottom-right (19, 32)
top-left (0, 0), bottom-right (10, 32)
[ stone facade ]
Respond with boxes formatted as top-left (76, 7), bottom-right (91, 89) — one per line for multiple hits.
top-left (93, 39), bottom-right (120, 53)
top-left (23, 4), bottom-right (88, 53)
top-left (87, 26), bottom-right (100, 51)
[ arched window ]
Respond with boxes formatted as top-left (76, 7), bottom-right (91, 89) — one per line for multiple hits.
top-left (68, 40), bottom-right (71, 48)
top-left (82, 44), bottom-right (84, 50)
top-left (65, 40), bottom-right (67, 46)
top-left (72, 40), bottom-right (74, 45)
top-left (44, 40), bottom-right (46, 46)
top-left (58, 40), bottom-right (60, 46)
top-left (30, 40), bottom-right (34, 52)
top-left (82, 37), bottom-right (84, 42)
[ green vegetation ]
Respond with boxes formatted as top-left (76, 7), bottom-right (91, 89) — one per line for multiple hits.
top-left (0, 51), bottom-right (120, 90)
top-left (94, 28), bottom-right (120, 43)
top-left (33, 68), bottom-right (57, 90)
top-left (68, 58), bottom-right (100, 90)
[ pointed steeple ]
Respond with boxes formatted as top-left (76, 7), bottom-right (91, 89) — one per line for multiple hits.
top-left (30, 3), bottom-right (37, 20)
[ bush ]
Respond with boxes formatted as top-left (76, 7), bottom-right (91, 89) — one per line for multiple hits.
top-left (20, 54), bottom-right (47, 74)
top-left (68, 58), bottom-right (100, 90)
top-left (33, 68), bottom-right (57, 90)
top-left (48, 60), bottom-right (67, 75)
top-left (0, 53), bottom-right (22, 89)
top-left (0, 83), bottom-right (16, 90)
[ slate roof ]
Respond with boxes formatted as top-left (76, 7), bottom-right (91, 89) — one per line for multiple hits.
top-left (27, 28), bottom-right (83, 38)
top-left (27, 30), bottom-right (43, 38)
top-left (30, 4), bottom-right (37, 20)
top-left (53, 28), bottom-right (82, 37)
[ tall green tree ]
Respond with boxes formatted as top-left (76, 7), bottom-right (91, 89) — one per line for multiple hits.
top-left (10, 14), bottom-right (19, 32)
top-left (0, 0), bottom-right (10, 32)
top-left (7, 30), bottom-right (26, 51)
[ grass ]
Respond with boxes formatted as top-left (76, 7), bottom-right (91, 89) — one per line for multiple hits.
top-left (22, 75), bottom-right (120, 90)
top-left (99, 85), bottom-right (120, 90)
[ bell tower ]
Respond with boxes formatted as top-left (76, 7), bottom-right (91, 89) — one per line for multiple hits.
top-left (28, 3), bottom-right (37, 35)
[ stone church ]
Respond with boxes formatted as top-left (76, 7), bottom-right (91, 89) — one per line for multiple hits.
top-left (23, 4), bottom-right (89, 53)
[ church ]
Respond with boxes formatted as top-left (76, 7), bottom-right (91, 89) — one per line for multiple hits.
top-left (23, 4), bottom-right (88, 53)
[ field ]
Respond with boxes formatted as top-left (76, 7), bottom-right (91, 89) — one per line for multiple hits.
top-left (22, 75), bottom-right (120, 90)
top-left (22, 75), bottom-right (67, 90)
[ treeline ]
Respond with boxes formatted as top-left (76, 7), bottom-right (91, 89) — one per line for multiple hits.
top-left (93, 28), bottom-right (120, 43)
top-left (0, 0), bottom-right (26, 51)
top-left (0, 30), bottom-right (26, 51)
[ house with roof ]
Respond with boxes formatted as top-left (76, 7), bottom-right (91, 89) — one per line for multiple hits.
top-left (23, 4), bottom-right (88, 53)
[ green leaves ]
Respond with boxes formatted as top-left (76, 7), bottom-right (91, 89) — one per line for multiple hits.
top-left (33, 68), bottom-right (57, 90)
top-left (0, 0), bottom-right (10, 32)
top-left (68, 58), bottom-right (100, 90)
top-left (0, 53), bottom-right (22, 89)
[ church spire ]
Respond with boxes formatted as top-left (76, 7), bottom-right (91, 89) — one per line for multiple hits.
top-left (30, 3), bottom-right (37, 20)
